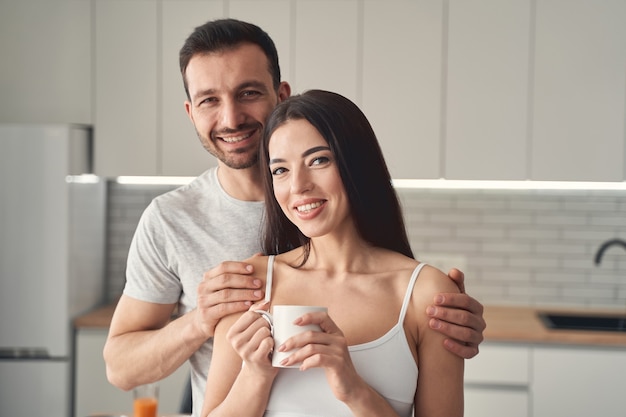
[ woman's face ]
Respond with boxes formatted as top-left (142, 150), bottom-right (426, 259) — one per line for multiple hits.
top-left (268, 119), bottom-right (352, 239)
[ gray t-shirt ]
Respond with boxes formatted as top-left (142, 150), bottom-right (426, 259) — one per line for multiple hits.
top-left (124, 167), bottom-right (265, 415)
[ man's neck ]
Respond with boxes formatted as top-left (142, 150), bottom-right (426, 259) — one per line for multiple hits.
top-left (216, 164), bottom-right (265, 202)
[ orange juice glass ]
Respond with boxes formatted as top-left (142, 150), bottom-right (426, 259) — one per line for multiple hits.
top-left (134, 396), bottom-right (158, 417)
top-left (133, 382), bottom-right (159, 417)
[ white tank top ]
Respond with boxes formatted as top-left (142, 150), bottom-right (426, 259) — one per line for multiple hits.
top-left (263, 255), bottom-right (424, 417)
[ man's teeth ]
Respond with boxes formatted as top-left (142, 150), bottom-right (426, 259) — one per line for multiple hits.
top-left (221, 132), bottom-right (252, 143)
top-left (296, 201), bottom-right (323, 212)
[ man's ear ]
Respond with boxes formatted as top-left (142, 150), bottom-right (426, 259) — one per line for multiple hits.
top-left (184, 100), bottom-right (194, 124)
top-left (277, 81), bottom-right (291, 102)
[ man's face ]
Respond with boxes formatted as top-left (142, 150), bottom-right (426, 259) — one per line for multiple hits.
top-left (184, 43), bottom-right (290, 170)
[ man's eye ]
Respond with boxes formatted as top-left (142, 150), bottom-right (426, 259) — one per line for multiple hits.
top-left (199, 97), bottom-right (217, 105)
top-left (241, 90), bottom-right (261, 99)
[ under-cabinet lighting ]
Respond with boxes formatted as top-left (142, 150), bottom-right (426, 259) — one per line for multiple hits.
top-left (391, 179), bottom-right (626, 190)
top-left (65, 174), bottom-right (101, 184)
top-left (114, 176), bottom-right (626, 190)
top-left (115, 176), bottom-right (195, 185)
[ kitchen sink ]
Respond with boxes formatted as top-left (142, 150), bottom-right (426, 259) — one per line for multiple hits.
top-left (538, 312), bottom-right (626, 332)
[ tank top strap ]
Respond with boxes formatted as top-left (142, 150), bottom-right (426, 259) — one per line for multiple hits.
top-left (264, 255), bottom-right (276, 303)
top-left (398, 263), bottom-right (427, 325)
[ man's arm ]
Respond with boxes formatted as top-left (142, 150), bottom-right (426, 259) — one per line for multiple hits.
top-left (103, 296), bottom-right (208, 390)
top-left (103, 261), bottom-right (264, 390)
top-left (428, 268), bottom-right (487, 359)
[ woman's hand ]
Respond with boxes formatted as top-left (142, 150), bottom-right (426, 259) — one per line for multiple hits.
top-left (226, 303), bottom-right (277, 376)
top-left (277, 310), bottom-right (365, 403)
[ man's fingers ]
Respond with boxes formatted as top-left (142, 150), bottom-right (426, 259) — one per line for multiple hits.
top-left (446, 268), bottom-right (466, 293)
top-left (442, 338), bottom-right (480, 360)
top-left (202, 261), bottom-right (262, 292)
top-left (200, 287), bottom-right (264, 306)
top-left (434, 292), bottom-right (484, 316)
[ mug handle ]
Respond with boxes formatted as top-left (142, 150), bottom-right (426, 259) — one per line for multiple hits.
top-left (255, 310), bottom-right (274, 335)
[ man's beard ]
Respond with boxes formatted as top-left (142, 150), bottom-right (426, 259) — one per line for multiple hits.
top-left (197, 130), bottom-right (259, 170)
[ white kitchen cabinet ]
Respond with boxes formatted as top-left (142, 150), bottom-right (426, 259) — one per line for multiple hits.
top-left (74, 328), bottom-right (190, 417)
top-left (445, 0), bottom-right (531, 180)
top-left (94, 0), bottom-right (159, 176)
top-left (361, 0), bottom-right (444, 180)
top-left (0, 0), bottom-right (91, 124)
top-left (89, 0), bottom-right (626, 180)
top-left (464, 343), bottom-right (530, 417)
top-left (532, 345), bottom-right (626, 417)
top-left (531, 0), bottom-right (626, 181)
top-left (292, 0), bottom-right (359, 101)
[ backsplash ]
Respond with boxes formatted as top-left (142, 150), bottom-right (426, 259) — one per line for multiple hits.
top-left (105, 182), bottom-right (626, 310)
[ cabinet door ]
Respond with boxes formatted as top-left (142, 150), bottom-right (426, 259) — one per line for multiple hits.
top-left (94, 0), bottom-right (158, 176)
top-left (464, 344), bottom-right (530, 417)
top-left (293, 0), bottom-right (359, 101)
top-left (531, 0), bottom-right (626, 181)
top-left (445, 0), bottom-right (531, 180)
top-left (0, 0), bottom-right (91, 124)
top-left (362, 0), bottom-right (444, 180)
top-left (533, 346), bottom-right (626, 417)
top-left (160, 1), bottom-right (225, 176)
top-left (75, 329), bottom-right (190, 417)
top-left (465, 388), bottom-right (528, 417)
top-left (228, 0), bottom-right (293, 82)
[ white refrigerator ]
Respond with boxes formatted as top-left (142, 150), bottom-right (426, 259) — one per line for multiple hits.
top-left (0, 124), bottom-right (106, 417)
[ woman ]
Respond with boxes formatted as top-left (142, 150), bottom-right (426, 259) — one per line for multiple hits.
top-left (201, 90), bottom-right (464, 417)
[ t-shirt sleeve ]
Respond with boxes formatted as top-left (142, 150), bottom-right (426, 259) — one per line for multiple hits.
top-left (123, 200), bottom-right (183, 304)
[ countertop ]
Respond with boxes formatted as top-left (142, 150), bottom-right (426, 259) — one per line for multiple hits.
top-left (74, 303), bottom-right (626, 348)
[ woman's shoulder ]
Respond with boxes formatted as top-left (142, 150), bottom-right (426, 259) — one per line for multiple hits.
top-left (414, 263), bottom-right (460, 297)
top-left (242, 253), bottom-right (271, 268)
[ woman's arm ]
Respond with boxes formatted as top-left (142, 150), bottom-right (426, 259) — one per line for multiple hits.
top-left (414, 267), bottom-right (465, 417)
top-left (201, 308), bottom-right (278, 417)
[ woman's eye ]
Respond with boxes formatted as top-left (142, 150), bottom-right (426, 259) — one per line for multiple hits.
top-left (271, 167), bottom-right (287, 175)
top-left (311, 156), bottom-right (330, 166)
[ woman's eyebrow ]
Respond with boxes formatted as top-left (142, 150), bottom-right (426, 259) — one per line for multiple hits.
top-left (269, 146), bottom-right (330, 165)
top-left (302, 146), bottom-right (330, 158)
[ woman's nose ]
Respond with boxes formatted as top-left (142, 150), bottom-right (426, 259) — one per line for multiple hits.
top-left (290, 168), bottom-right (312, 194)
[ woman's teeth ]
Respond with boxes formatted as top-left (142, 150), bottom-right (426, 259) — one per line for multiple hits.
top-left (296, 201), bottom-right (323, 213)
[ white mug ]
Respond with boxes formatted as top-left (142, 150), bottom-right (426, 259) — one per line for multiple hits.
top-left (257, 305), bottom-right (327, 368)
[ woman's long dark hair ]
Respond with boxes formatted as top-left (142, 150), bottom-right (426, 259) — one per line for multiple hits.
top-left (259, 90), bottom-right (414, 264)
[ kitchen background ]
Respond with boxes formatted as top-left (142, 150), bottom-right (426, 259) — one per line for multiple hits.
top-left (2, 0), bottom-right (626, 416)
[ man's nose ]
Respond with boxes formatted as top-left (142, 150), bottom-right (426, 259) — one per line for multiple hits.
top-left (219, 99), bottom-right (244, 128)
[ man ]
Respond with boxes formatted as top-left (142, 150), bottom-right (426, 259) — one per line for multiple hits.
top-left (103, 18), bottom-right (486, 415)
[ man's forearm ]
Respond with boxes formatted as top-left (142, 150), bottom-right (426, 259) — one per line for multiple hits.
top-left (104, 311), bottom-right (207, 390)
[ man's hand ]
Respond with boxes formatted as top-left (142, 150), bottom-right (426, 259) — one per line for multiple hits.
top-left (427, 268), bottom-right (486, 359)
top-left (196, 260), bottom-right (265, 338)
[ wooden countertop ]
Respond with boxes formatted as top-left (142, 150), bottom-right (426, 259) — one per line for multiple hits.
top-left (73, 303), bottom-right (118, 328)
top-left (75, 303), bottom-right (626, 348)
top-left (484, 305), bottom-right (626, 347)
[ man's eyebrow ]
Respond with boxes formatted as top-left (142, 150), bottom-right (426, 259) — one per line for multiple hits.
top-left (238, 80), bottom-right (270, 92)
top-left (192, 80), bottom-right (270, 101)
top-left (269, 146), bottom-right (331, 165)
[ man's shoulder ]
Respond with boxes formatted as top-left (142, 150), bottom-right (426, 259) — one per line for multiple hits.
top-left (152, 168), bottom-right (218, 208)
